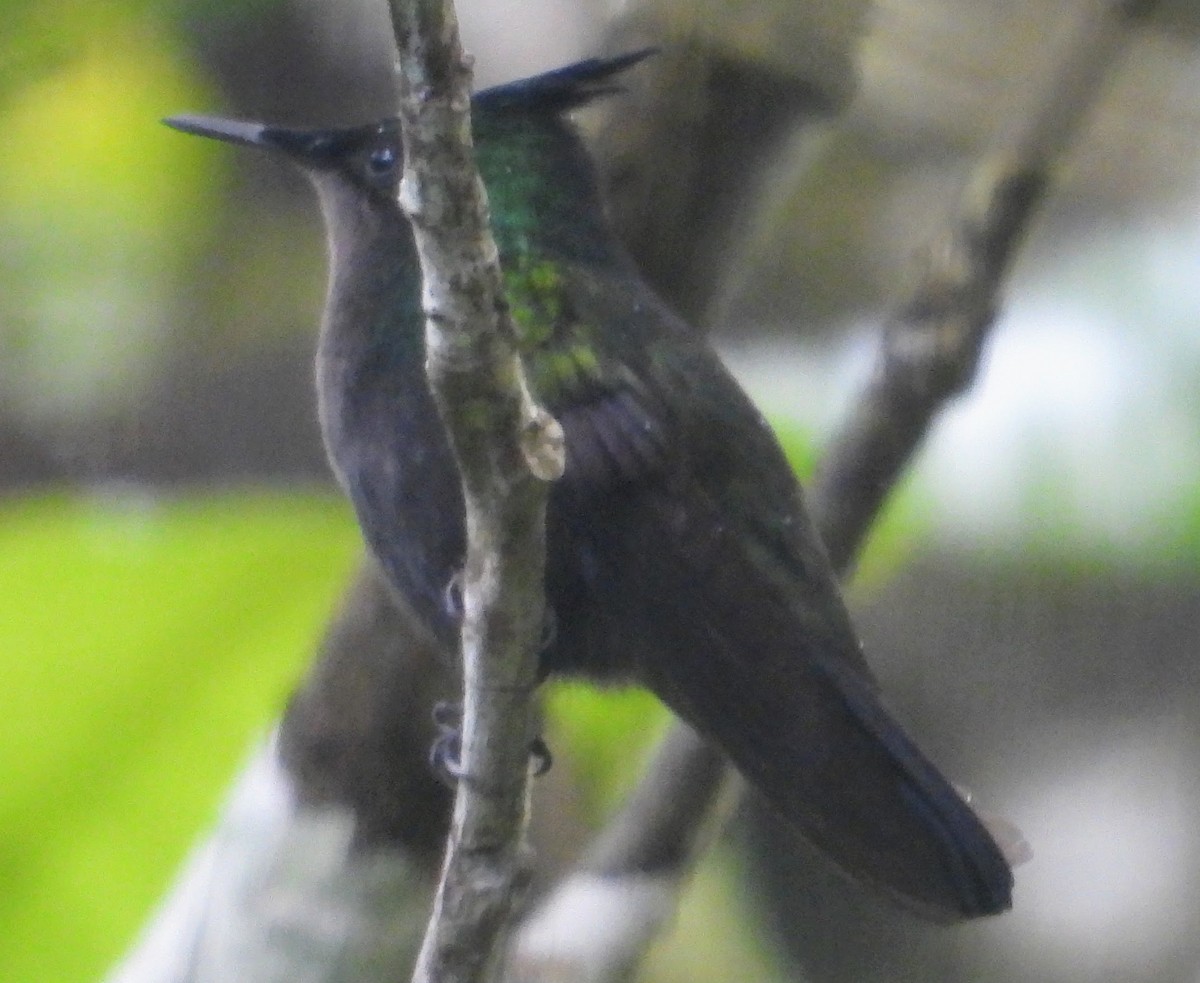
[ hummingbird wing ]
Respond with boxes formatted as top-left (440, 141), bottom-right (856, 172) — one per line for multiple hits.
top-left (528, 261), bottom-right (1013, 919)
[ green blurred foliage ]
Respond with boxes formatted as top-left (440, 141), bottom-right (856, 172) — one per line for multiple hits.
top-left (0, 6), bottom-right (221, 425)
top-left (545, 682), bottom-right (670, 817)
top-left (0, 0), bottom-right (280, 100)
top-left (0, 492), bottom-right (361, 983)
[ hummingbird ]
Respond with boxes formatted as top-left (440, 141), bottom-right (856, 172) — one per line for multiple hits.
top-left (165, 51), bottom-right (1013, 920)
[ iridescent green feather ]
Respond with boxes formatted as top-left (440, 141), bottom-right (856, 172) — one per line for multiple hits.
top-left (502, 254), bottom-right (603, 403)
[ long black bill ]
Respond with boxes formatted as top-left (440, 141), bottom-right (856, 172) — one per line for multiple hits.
top-left (163, 115), bottom-right (343, 164)
top-left (163, 115), bottom-right (270, 149)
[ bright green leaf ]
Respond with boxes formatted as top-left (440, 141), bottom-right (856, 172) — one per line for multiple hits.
top-left (0, 491), bottom-right (360, 983)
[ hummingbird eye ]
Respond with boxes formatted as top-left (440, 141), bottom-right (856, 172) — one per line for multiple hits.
top-left (366, 146), bottom-right (398, 181)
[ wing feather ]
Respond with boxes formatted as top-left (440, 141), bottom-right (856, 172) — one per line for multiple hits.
top-left (539, 262), bottom-right (1012, 917)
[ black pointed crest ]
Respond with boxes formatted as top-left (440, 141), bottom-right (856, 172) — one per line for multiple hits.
top-left (474, 49), bottom-right (657, 115)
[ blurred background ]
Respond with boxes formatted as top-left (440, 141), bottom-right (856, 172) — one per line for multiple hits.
top-left (2, 0), bottom-right (1199, 980)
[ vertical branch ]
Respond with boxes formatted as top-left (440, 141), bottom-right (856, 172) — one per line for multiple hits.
top-left (385, 2), bottom-right (565, 982)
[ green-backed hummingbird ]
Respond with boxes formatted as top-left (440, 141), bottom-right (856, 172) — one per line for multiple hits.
top-left (166, 51), bottom-right (1013, 919)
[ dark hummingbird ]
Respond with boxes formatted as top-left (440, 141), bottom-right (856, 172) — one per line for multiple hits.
top-left (165, 51), bottom-right (1013, 920)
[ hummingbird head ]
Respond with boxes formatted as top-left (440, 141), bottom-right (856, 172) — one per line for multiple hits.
top-left (164, 115), bottom-right (406, 259)
top-left (164, 47), bottom-right (655, 196)
top-left (164, 115), bottom-right (402, 197)
top-left (164, 50), bottom-right (656, 261)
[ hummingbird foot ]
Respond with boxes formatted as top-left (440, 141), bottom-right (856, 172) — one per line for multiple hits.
top-left (529, 735), bottom-right (553, 776)
top-left (429, 730), bottom-right (465, 784)
top-left (429, 700), bottom-right (552, 782)
top-left (430, 701), bottom-right (465, 784)
top-left (442, 571), bottom-right (465, 621)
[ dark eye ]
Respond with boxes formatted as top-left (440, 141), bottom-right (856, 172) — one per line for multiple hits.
top-left (366, 146), bottom-right (397, 179)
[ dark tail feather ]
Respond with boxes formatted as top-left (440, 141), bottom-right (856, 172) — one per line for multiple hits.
top-left (595, 493), bottom-right (1013, 920)
top-left (810, 659), bottom-right (1014, 917)
top-left (652, 636), bottom-right (1012, 920)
